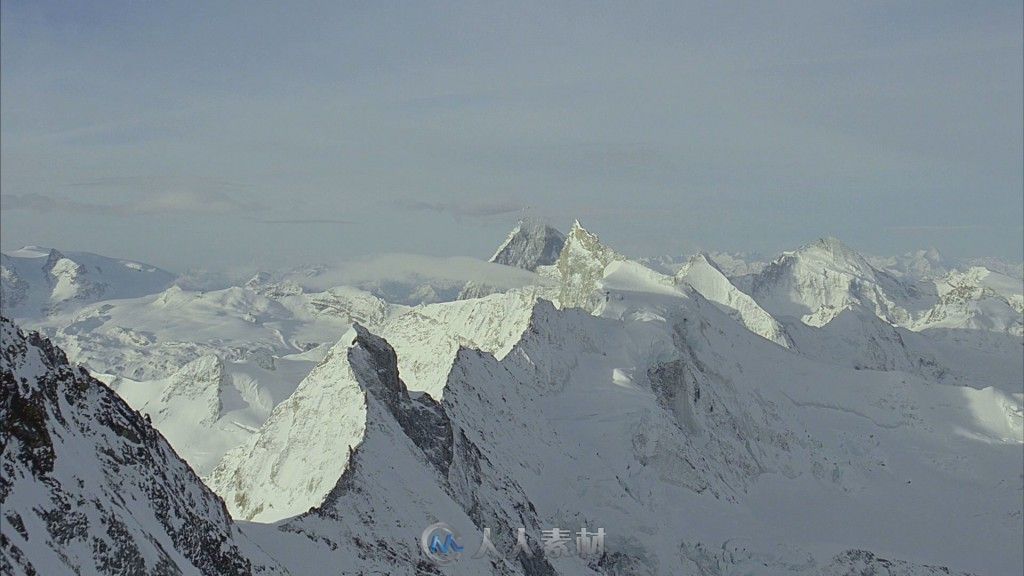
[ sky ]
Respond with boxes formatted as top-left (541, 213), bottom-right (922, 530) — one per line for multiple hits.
top-left (2, 1), bottom-right (1022, 272)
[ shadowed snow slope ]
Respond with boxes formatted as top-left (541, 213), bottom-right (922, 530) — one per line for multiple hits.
top-left (675, 253), bottom-right (791, 347)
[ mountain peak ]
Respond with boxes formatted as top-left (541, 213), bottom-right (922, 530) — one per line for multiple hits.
top-left (489, 218), bottom-right (566, 271)
top-left (554, 220), bottom-right (624, 309)
top-left (789, 236), bottom-right (874, 274)
top-left (809, 235), bottom-right (857, 256)
top-left (686, 252), bottom-right (725, 273)
top-left (43, 248), bottom-right (67, 268)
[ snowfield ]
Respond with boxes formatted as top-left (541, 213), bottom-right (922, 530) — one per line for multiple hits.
top-left (2, 220), bottom-right (1021, 575)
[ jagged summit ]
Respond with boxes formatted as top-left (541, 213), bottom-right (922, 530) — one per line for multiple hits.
top-left (554, 219), bottom-right (625, 310)
top-left (489, 218), bottom-right (566, 271)
top-left (685, 252), bottom-right (725, 272)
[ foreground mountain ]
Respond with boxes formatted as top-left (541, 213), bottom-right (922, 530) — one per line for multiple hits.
top-left (0, 317), bottom-right (282, 575)
top-left (1, 247), bottom-right (176, 318)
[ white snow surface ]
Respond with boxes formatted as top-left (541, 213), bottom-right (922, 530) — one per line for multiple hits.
top-left (3, 222), bottom-right (1021, 575)
top-left (0, 317), bottom-right (284, 575)
top-left (1, 247), bottom-right (175, 318)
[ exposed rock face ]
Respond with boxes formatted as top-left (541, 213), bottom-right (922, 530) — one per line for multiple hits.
top-left (490, 219), bottom-right (567, 272)
top-left (555, 221), bottom-right (624, 310)
top-left (212, 320), bottom-right (557, 575)
top-left (457, 219), bottom-right (566, 301)
top-left (0, 316), bottom-right (281, 576)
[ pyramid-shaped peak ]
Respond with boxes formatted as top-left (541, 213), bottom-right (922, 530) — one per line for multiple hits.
top-left (813, 235), bottom-right (852, 250)
top-left (564, 219), bottom-right (610, 247)
top-left (677, 252), bottom-right (728, 279)
top-left (569, 218), bottom-right (589, 235)
top-left (688, 252), bottom-right (724, 270)
top-left (44, 247), bottom-right (68, 265)
top-left (490, 218), bottom-right (566, 271)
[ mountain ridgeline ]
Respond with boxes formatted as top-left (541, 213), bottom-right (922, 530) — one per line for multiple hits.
top-left (1, 220), bottom-right (1021, 575)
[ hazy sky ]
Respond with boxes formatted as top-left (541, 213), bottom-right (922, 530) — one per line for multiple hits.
top-left (2, 1), bottom-right (1022, 271)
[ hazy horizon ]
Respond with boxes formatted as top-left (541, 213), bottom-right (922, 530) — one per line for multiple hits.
top-left (3, 2), bottom-right (1022, 270)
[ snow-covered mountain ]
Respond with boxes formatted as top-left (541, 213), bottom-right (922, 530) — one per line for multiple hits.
top-left (643, 251), bottom-right (769, 277)
top-left (745, 237), bottom-right (925, 327)
top-left (1, 247), bottom-right (176, 318)
top-left (868, 248), bottom-right (1024, 282)
top-left (674, 253), bottom-right (791, 347)
top-left (25, 281), bottom-right (403, 477)
top-left (743, 237), bottom-right (1023, 339)
top-left (917, 266), bottom-right (1023, 336)
top-left (0, 317), bottom-right (283, 575)
top-left (867, 247), bottom-right (949, 280)
top-left (3, 221), bottom-right (1021, 575)
top-left (212, 270), bottom-right (1020, 574)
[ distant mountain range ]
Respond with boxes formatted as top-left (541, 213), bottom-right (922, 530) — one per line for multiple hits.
top-left (2, 220), bottom-right (1021, 575)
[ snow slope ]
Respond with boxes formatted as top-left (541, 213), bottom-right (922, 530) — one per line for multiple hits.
top-left (216, 292), bottom-right (1020, 574)
top-left (675, 253), bottom-right (791, 347)
top-left (1, 247), bottom-right (175, 319)
top-left (745, 237), bottom-right (1023, 340)
top-left (4, 224), bottom-right (1021, 575)
top-left (0, 317), bottom-right (283, 576)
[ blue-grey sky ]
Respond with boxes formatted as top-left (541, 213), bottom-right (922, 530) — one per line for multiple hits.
top-left (2, 1), bottom-right (1022, 271)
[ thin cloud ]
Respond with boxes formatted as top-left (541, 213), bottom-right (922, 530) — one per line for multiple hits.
top-left (398, 199), bottom-right (523, 218)
top-left (68, 175), bottom-right (249, 189)
top-left (257, 219), bottom-right (353, 225)
top-left (1, 191), bottom-right (262, 216)
top-left (2, 193), bottom-right (115, 216)
top-left (128, 190), bottom-right (262, 214)
top-left (290, 253), bottom-right (548, 292)
top-left (886, 225), bottom-right (986, 233)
